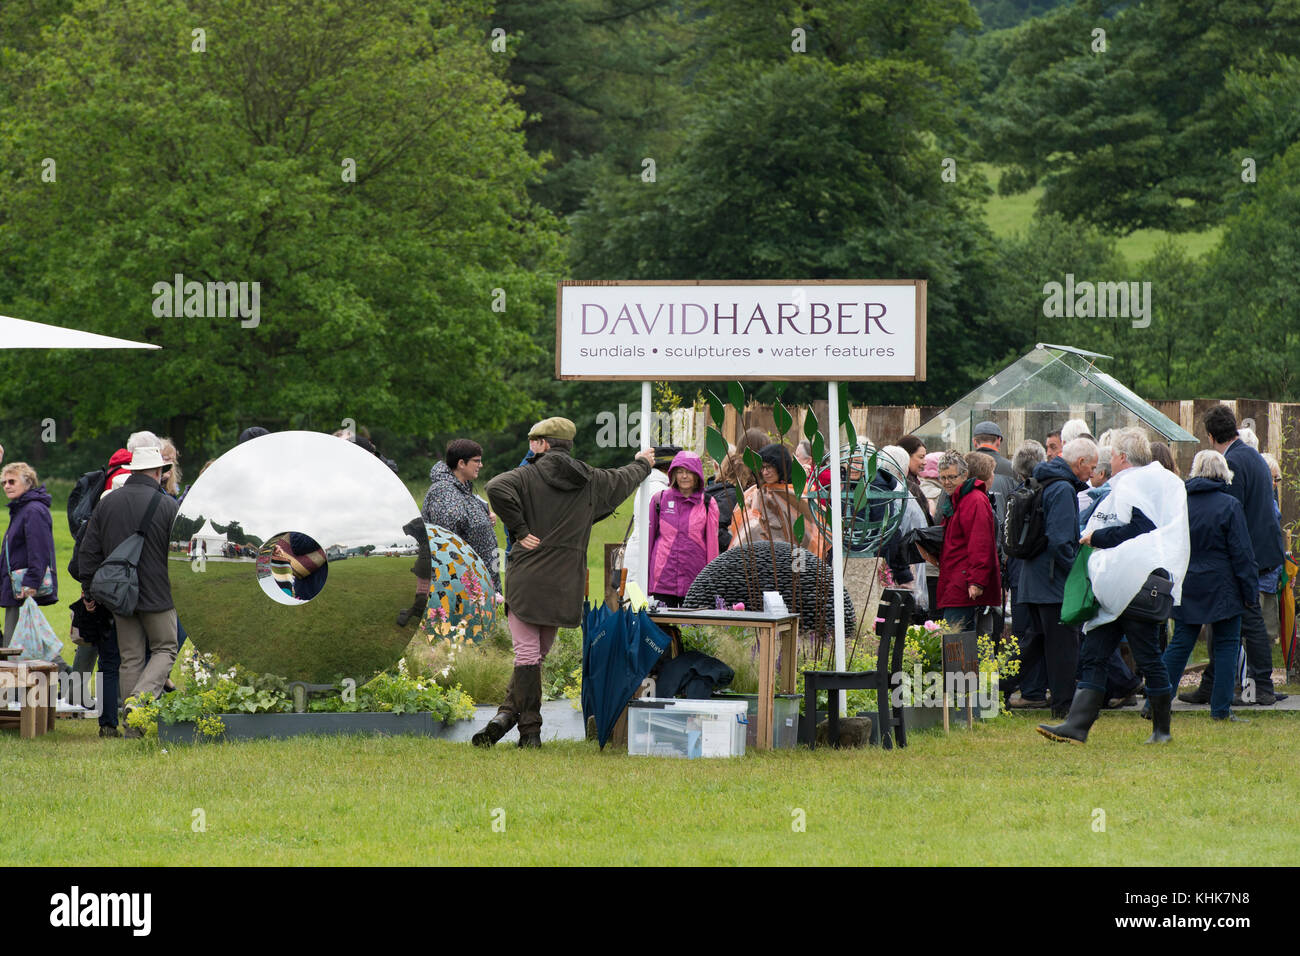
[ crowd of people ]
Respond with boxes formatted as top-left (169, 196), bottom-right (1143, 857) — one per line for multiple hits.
top-left (4, 404), bottom-right (1289, 751)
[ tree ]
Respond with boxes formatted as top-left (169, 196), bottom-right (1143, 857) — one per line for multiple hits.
top-left (570, 0), bottom-right (1011, 409)
top-left (0, 0), bottom-right (563, 473)
top-left (1195, 140), bottom-right (1300, 400)
top-left (979, 0), bottom-right (1300, 232)
top-left (486, 0), bottom-right (691, 217)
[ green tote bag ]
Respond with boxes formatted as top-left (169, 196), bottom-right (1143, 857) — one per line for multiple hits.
top-left (1060, 544), bottom-right (1100, 625)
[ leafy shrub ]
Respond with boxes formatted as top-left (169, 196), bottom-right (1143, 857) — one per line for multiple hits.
top-left (126, 652), bottom-right (475, 738)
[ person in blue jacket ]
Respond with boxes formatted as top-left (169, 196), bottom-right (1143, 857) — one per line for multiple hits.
top-left (1162, 451), bottom-right (1257, 721)
top-left (1017, 438), bottom-right (1096, 718)
top-left (1183, 406), bottom-right (1287, 706)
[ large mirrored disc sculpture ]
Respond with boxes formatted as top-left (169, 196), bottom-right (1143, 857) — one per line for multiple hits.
top-left (419, 524), bottom-right (499, 644)
top-left (171, 431), bottom-right (424, 683)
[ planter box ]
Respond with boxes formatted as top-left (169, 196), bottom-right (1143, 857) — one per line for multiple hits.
top-left (157, 711), bottom-right (465, 743)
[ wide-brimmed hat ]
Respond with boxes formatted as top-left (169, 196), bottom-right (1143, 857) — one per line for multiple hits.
top-left (124, 446), bottom-right (172, 472)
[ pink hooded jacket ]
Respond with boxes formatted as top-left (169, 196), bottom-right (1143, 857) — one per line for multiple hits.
top-left (646, 452), bottom-right (719, 597)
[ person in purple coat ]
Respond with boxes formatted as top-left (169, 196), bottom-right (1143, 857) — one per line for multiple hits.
top-left (646, 452), bottom-right (719, 607)
top-left (1, 462), bottom-right (58, 644)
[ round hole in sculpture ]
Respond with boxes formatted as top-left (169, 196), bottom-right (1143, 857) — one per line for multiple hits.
top-left (170, 431), bottom-right (427, 684)
top-left (256, 531), bottom-right (329, 605)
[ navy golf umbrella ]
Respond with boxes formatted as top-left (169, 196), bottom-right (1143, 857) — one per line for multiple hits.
top-left (582, 600), bottom-right (672, 748)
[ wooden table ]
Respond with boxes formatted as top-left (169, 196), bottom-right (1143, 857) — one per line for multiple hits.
top-left (0, 660), bottom-right (59, 738)
top-left (649, 609), bottom-right (799, 751)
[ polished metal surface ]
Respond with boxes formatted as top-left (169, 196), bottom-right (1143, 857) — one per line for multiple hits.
top-left (170, 431), bottom-right (424, 683)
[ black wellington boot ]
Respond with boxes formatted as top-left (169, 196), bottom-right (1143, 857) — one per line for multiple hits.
top-left (472, 668), bottom-right (521, 747)
top-left (1143, 693), bottom-right (1172, 744)
top-left (515, 664), bottom-right (544, 749)
top-left (396, 594), bottom-right (429, 627)
top-left (1036, 688), bottom-right (1104, 744)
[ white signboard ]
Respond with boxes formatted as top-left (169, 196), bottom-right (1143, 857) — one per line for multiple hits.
top-left (557, 280), bottom-right (925, 381)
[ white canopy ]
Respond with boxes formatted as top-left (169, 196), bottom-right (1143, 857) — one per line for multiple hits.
top-left (0, 314), bottom-right (159, 350)
top-left (190, 519), bottom-right (228, 554)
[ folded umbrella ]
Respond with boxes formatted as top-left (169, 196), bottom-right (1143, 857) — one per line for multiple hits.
top-left (582, 601), bottom-right (672, 748)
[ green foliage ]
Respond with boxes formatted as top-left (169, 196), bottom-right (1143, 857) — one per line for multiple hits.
top-left (0, 0), bottom-right (563, 472)
top-left (1194, 140), bottom-right (1300, 400)
top-left (128, 652), bottom-right (474, 737)
top-left (542, 628), bottom-right (584, 700)
top-left (977, 0), bottom-right (1300, 233)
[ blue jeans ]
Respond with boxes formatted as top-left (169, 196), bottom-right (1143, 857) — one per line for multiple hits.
top-left (942, 607), bottom-right (975, 631)
top-left (97, 622), bottom-right (120, 730)
top-left (1165, 616), bottom-right (1241, 718)
top-left (1079, 616), bottom-right (1171, 698)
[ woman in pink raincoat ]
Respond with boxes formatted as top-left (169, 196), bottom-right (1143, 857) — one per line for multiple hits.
top-left (646, 452), bottom-right (719, 607)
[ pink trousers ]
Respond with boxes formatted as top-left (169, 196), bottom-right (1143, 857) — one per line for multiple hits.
top-left (508, 613), bottom-right (557, 666)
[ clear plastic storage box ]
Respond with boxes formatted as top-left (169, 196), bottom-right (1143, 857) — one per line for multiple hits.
top-left (627, 698), bottom-right (748, 758)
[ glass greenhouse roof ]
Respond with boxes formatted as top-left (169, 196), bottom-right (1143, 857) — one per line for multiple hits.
top-left (913, 343), bottom-right (1197, 451)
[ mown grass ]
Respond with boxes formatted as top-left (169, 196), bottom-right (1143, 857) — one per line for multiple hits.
top-left (2, 710), bottom-right (1295, 865)
top-left (977, 164), bottom-right (1223, 263)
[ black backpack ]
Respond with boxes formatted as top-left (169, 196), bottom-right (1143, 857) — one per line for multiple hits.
top-left (67, 468), bottom-right (108, 539)
top-left (1002, 476), bottom-right (1067, 559)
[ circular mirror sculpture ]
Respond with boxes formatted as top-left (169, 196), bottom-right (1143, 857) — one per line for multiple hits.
top-left (170, 431), bottom-right (423, 683)
top-left (419, 523), bottom-right (499, 644)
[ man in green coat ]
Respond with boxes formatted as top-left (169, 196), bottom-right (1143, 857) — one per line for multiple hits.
top-left (474, 417), bottom-right (654, 748)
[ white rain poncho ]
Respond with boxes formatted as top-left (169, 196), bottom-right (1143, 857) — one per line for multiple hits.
top-left (1081, 461), bottom-right (1190, 632)
top-left (879, 446), bottom-right (929, 613)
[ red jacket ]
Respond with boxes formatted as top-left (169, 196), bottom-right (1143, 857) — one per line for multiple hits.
top-left (937, 479), bottom-right (1001, 608)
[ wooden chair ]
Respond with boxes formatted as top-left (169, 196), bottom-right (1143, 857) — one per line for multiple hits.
top-left (800, 588), bottom-right (914, 749)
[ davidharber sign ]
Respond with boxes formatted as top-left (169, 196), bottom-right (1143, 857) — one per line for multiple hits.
top-left (556, 279), bottom-right (926, 381)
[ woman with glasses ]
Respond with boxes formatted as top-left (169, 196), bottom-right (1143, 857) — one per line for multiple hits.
top-left (1, 461), bottom-right (58, 644)
top-left (929, 451), bottom-right (1000, 631)
top-left (421, 438), bottom-right (499, 595)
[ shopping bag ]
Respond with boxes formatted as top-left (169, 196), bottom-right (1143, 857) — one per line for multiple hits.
top-left (9, 596), bottom-right (63, 661)
top-left (1060, 545), bottom-right (1099, 626)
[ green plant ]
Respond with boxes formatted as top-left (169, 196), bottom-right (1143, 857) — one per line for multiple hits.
top-left (431, 641), bottom-right (512, 704)
top-left (126, 652), bottom-right (474, 737)
top-left (542, 628), bottom-right (583, 700)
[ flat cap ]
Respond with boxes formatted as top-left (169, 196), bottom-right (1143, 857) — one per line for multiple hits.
top-left (528, 416), bottom-right (577, 441)
top-left (973, 420), bottom-right (1003, 439)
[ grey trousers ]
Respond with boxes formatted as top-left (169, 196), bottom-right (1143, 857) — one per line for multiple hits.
top-left (115, 608), bottom-right (178, 701)
top-left (1, 605), bottom-right (17, 645)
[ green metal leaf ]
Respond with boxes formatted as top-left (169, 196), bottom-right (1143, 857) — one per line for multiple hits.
top-left (705, 426), bottom-right (729, 466)
top-left (742, 447), bottom-right (764, 478)
top-left (793, 514), bottom-right (805, 542)
top-left (803, 407), bottom-right (819, 440)
top-left (811, 431), bottom-right (825, 464)
top-left (840, 383), bottom-right (856, 450)
top-left (791, 459), bottom-right (807, 497)
top-left (706, 389), bottom-right (725, 429)
top-left (727, 381), bottom-right (745, 413)
top-left (773, 400), bottom-right (792, 437)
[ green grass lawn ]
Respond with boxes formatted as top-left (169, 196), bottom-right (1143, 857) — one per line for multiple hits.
top-left (13, 477), bottom-right (1297, 867)
top-left (2, 710), bottom-right (1295, 865)
top-left (977, 164), bottom-right (1223, 263)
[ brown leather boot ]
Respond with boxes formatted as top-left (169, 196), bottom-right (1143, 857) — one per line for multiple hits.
top-left (472, 668), bottom-right (521, 747)
top-left (515, 664), bottom-right (544, 749)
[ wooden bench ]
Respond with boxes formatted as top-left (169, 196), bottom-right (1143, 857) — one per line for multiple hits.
top-left (0, 660), bottom-right (60, 738)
